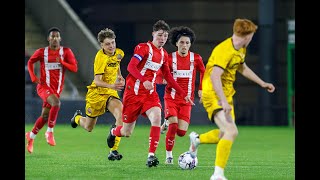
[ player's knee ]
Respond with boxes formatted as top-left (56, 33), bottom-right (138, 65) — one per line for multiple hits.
top-left (232, 128), bottom-right (239, 139)
top-left (176, 129), bottom-right (186, 137)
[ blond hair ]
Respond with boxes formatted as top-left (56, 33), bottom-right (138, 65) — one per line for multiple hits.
top-left (97, 28), bottom-right (116, 43)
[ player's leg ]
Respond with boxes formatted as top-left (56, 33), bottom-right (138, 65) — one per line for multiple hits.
top-left (164, 116), bottom-right (178, 164)
top-left (199, 129), bottom-right (221, 144)
top-left (211, 108), bottom-right (237, 180)
top-left (45, 94), bottom-right (61, 146)
top-left (72, 90), bottom-right (104, 132)
top-left (106, 97), bottom-right (123, 161)
top-left (145, 106), bottom-right (162, 167)
top-left (25, 106), bottom-right (49, 153)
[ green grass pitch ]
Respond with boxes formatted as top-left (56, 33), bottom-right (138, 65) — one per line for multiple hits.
top-left (25, 124), bottom-right (295, 180)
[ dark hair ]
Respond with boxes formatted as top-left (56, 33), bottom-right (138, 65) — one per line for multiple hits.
top-left (47, 27), bottom-right (61, 37)
top-left (153, 20), bottom-right (170, 32)
top-left (169, 26), bottom-right (196, 46)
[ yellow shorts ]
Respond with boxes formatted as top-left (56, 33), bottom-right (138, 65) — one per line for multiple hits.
top-left (85, 88), bottom-right (120, 117)
top-left (202, 91), bottom-right (235, 121)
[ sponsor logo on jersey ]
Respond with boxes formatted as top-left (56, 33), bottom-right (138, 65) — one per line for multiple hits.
top-left (45, 62), bottom-right (62, 70)
top-left (107, 62), bottom-right (119, 67)
top-left (145, 61), bottom-right (162, 71)
top-left (173, 70), bottom-right (193, 77)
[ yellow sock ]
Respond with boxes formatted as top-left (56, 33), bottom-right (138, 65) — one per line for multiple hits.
top-left (75, 115), bottom-right (81, 125)
top-left (110, 136), bottom-right (121, 151)
top-left (199, 129), bottom-right (220, 144)
top-left (215, 139), bottom-right (233, 168)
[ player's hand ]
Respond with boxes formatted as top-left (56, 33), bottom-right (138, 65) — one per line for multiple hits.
top-left (112, 82), bottom-right (125, 91)
top-left (218, 100), bottom-right (232, 115)
top-left (261, 82), bottom-right (275, 93)
top-left (184, 96), bottom-right (195, 105)
top-left (143, 80), bottom-right (154, 90)
top-left (31, 77), bottom-right (40, 84)
top-left (118, 76), bottom-right (125, 86)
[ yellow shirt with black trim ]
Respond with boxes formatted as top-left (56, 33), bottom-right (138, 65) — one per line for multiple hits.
top-left (87, 48), bottom-right (124, 94)
top-left (202, 37), bottom-right (246, 97)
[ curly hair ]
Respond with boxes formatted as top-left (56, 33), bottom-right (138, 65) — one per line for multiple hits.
top-left (97, 28), bottom-right (116, 43)
top-left (168, 26), bottom-right (196, 46)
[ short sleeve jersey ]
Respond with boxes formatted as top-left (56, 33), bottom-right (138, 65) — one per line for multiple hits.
top-left (202, 37), bottom-right (246, 97)
top-left (87, 48), bottom-right (124, 94)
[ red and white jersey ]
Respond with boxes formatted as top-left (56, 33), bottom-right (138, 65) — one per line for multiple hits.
top-left (126, 41), bottom-right (168, 95)
top-left (28, 46), bottom-right (77, 95)
top-left (164, 51), bottom-right (205, 101)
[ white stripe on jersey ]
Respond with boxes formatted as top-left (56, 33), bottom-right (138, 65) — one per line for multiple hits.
top-left (44, 47), bottom-right (64, 94)
top-left (170, 52), bottom-right (194, 99)
top-left (133, 43), bottom-right (164, 95)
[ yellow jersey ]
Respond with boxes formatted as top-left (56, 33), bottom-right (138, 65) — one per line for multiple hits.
top-left (87, 48), bottom-right (124, 94)
top-left (202, 37), bottom-right (246, 97)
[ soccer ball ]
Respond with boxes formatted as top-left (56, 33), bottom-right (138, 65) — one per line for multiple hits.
top-left (178, 151), bottom-right (198, 170)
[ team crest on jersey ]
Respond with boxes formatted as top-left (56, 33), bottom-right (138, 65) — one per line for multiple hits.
top-left (124, 114), bottom-right (127, 121)
top-left (117, 54), bottom-right (122, 60)
top-left (56, 57), bottom-right (60, 62)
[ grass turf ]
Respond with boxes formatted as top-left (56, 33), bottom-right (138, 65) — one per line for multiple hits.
top-left (25, 124), bottom-right (294, 180)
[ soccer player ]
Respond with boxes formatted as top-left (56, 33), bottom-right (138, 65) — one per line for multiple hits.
top-left (160, 26), bottom-right (206, 164)
top-left (107, 20), bottom-right (194, 167)
top-left (70, 28), bottom-right (125, 161)
top-left (25, 27), bottom-right (78, 153)
top-left (188, 18), bottom-right (275, 180)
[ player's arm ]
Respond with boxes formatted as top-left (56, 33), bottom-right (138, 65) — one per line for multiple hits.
top-left (60, 49), bottom-right (78, 72)
top-left (237, 62), bottom-right (275, 93)
top-left (27, 50), bottom-right (40, 84)
top-left (94, 74), bottom-right (124, 91)
top-left (197, 56), bottom-right (206, 102)
top-left (161, 62), bottom-right (194, 105)
top-left (127, 56), bottom-right (147, 82)
top-left (211, 65), bottom-right (231, 114)
top-left (117, 66), bottom-right (125, 86)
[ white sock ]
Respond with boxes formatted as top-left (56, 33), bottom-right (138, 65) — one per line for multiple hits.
top-left (30, 132), bottom-right (36, 139)
top-left (46, 127), bottom-right (53, 132)
top-left (148, 153), bottom-right (155, 157)
top-left (213, 166), bottom-right (224, 176)
top-left (166, 151), bottom-right (173, 158)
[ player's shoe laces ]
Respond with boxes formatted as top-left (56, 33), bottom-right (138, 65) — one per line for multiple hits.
top-left (107, 124), bottom-right (116, 148)
top-left (165, 157), bottom-right (174, 165)
top-left (45, 132), bottom-right (56, 146)
top-left (108, 150), bottom-right (123, 161)
top-left (189, 131), bottom-right (200, 152)
top-left (25, 132), bottom-right (34, 154)
top-left (210, 174), bottom-right (228, 180)
top-left (71, 110), bottom-right (82, 128)
top-left (160, 119), bottom-right (169, 134)
top-left (146, 155), bottom-right (159, 167)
